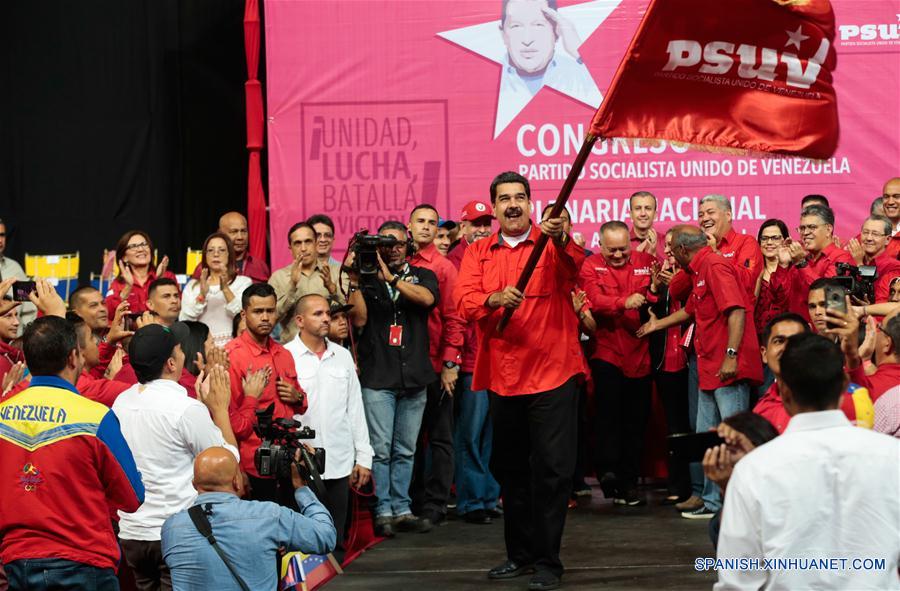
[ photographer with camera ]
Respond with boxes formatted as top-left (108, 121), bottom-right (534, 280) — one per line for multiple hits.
top-left (285, 293), bottom-right (372, 555)
top-left (226, 283), bottom-right (307, 507)
top-left (345, 221), bottom-right (439, 537)
top-left (846, 215), bottom-right (900, 303)
top-left (161, 447), bottom-right (335, 591)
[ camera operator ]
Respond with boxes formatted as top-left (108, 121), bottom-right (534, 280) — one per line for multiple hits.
top-left (345, 220), bottom-right (439, 537)
top-left (161, 447), bottom-right (335, 591)
top-left (846, 215), bottom-right (900, 303)
top-left (226, 283), bottom-right (307, 507)
top-left (285, 294), bottom-right (373, 555)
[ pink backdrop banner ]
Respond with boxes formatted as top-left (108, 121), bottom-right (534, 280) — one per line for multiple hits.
top-left (264, 0), bottom-right (900, 270)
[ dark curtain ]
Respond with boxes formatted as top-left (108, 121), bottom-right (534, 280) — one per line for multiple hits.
top-left (0, 0), bottom-right (253, 283)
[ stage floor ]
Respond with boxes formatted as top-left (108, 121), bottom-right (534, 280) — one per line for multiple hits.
top-left (327, 485), bottom-right (717, 590)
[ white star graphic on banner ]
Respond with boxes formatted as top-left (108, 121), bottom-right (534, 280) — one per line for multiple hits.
top-left (438, 0), bottom-right (622, 138)
top-left (785, 25), bottom-right (809, 50)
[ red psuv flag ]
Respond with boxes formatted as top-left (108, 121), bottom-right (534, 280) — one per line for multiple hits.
top-left (590, 0), bottom-right (838, 159)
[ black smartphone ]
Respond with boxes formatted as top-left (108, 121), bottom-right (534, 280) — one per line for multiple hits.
top-left (824, 284), bottom-right (847, 329)
top-left (667, 431), bottom-right (725, 463)
top-left (12, 281), bottom-right (36, 302)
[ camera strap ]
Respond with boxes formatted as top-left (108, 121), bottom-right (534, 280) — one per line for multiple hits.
top-left (298, 450), bottom-right (327, 499)
top-left (187, 504), bottom-right (251, 591)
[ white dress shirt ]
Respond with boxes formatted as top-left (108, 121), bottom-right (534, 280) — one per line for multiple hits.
top-left (179, 275), bottom-right (251, 347)
top-left (284, 337), bottom-right (373, 480)
top-left (112, 379), bottom-right (239, 541)
top-left (716, 410), bottom-right (900, 591)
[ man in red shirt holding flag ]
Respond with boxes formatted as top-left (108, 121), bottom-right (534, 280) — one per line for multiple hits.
top-left (455, 171), bottom-right (585, 591)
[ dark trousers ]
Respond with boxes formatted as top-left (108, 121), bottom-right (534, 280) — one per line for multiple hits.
top-left (490, 377), bottom-right (577, 577)
top-left (411, 375), bottom-right (455, 516)
top-left (5, 558), bottom-right (118, 591)
top-left (119, 539), bottom-right (171, 591)
top-left (248, 474), bottom-right (299, 510)
top-left (590, 360), bottom-right (652, 492)
top-left (655, 368), bottom-right (692, 499)
top-left (572, 382), bottom-right (590, 487)
top-left (318, 476), bottom-right (350, 552)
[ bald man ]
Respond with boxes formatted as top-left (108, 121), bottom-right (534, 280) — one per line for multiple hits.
top-left (193, 212), bottom-right (271, 283)
top-left (162, 448), bottom-right (336, 590)
top-left (882, 177), bottom-right (900, 259)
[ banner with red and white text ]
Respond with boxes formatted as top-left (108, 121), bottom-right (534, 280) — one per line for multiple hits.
top-left (264, 0), bottom-right (900, 269)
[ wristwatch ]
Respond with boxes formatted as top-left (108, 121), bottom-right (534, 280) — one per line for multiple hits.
top-left (443, 361), bottom-right (459, 370)
top-left (725, 347), bottom-right (738, 358)
top-left (389, 275), bottom-right (401, 287)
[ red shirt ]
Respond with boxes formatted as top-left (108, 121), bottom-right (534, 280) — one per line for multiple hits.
top-left (447, 240), bottom-right (479, 373)
top-left (754, 274), bottom-right (789, 337)
top-left (455, 225), bottom-right (587, 396)
top-left (76, 372), bottom-right (131, 408)
top-left (0, 341), bottom-right (24, 383)
top-left (226, 331), bottom-right (306, 477)
top-left (661, 297), bottom-right (687, 373)
top-left (770, 242), bottom-right (855, 320)
top-left (105, 269), bottom-right (179, 317)
top-left (754, 381), bottom-right (875, 432)
top-left (717, 229), bottom-right (764, 299)
top-left (884, 234), bottom-right (900, 260)
top-left (409, 243), bottom-right (465, 373)
top-left (848, 362), bottom-right (900, 402)
top-left (578, 251), bottom-right (656, 378)
top-left (91, 341), bottom-right (196, 394)
top-left (446, 238), bottom-right (469, 271)
top-left (629, 227), bottom-right (663, 260)
top-left (192, 252), bottom-right (270, 283)
top-left (872, 254), bottom-right (900, 303)
top-left (684, 247), bottom-right (763, 391)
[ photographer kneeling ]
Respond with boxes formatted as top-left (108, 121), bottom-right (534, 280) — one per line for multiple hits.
top-left (161, 447), bottom-right (336, 591)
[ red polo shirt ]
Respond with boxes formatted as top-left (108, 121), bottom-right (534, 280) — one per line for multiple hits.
top-left (105, 269), bottom-right (179, 317)
top-left (629, 227), bottom-right (663, 260)
top-left (668, 228), bottom-right (761, 302)
top-left (447, 238), bottom-right (469, 271)
top-left (578, 251), bottom-right (657, 378)
top-left (447, 240), bottom-right (479, 373)
top-left (872, 254), bottom-right (900, 303)
top-left (848, 362), bottom-right (900, 402)
top-left (455, 225), bottom-right (587, 396)
top-left (754, 381), bottom-right (876, 432)
top-left (409, 243), bottom-right (465, 373)
top-left (769, 242), bottom-right (855, 320)
top-left (684, 247), bottom-right (763, 391)
top-left (77, 372), bottom-right (130, 408)
top-left (884, 233), bottom-right (900, 260)
top-left (226, 330), bottom-right (306, 477)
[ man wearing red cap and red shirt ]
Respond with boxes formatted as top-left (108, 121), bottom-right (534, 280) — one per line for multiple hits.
top-left (638, 225), bottom-right (762, 520)
top-left (447, 200), bottom-right (494, 270)
top-left (578, 220), bottom-right (657, 506)
top-left (406, 203), bottom-right (465, 526)
top-left (455, 171), bottom-right (586, 591)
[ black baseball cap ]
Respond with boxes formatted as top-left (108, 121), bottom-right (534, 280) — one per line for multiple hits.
top-left (328, 297), bottom-right (353, 316)
top-left (129, 324), bottom-right (179, 383)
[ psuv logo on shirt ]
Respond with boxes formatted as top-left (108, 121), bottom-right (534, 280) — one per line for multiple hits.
top-left (633, 267), bottom-right (651, 276)
top-left (722, 251), bottom-right (735, 258)
top-left (594, 267), bottom-right (609, 273)
top-left (696, 280), bottom-right (706, 287)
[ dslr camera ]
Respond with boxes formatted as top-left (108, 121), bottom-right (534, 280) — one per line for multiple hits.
top-left (834, 262), bottom-right (877, 303)
top-left (347, 230), bottom-right (398, 275)
top-left (253, 403), bottom-right (325, 481)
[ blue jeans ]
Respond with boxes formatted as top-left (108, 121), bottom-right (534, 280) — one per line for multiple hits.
top-left (453, 373), bottom-right (500, 515)
top-left (362, 387), bottom-right (427, 518)
top-left (5, 558), bottom-right (118, 591)
top-left (687, 352), bottom-right (703, 497)
top-left (697, 381), bottom-right (750, 512)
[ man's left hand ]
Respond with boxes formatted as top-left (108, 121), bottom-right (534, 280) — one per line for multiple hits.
top-left (540, 216), bottom-right (565, 242)
top-left (717, 355), bottom-right (738, 382)
top-left (276, 377), bottom-right (305, 405)
top-left (376, 251), bottom-right (395, 284)
top-left (440, 365), bottom-right (458, 396)
top-left (350, 464), bottom-right (371, 488)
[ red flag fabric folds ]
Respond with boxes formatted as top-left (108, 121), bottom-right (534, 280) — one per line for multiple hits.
top-left (590, 0), bottom-right (838, 159)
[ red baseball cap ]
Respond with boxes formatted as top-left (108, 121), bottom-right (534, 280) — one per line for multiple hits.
top-left (460, 200), bottom-right (493, 221)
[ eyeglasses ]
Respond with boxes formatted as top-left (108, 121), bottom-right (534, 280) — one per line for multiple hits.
top-left (759, 235), bottom-right (784, 243)
top-left (797, 224), bottom-right (821, 233)
top-left (860, 230), bottom-right (886, 238)
top-left (126, 242), bottom-right (150, 251)
top-left (205, 247), bottom-right (228, 255)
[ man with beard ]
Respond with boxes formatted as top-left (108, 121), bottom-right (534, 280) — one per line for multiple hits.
top-left (846, 215), bottom-right (900, 302)
top-left (447, 201), bottom-right (494, 269)
top-left (226, 283), bottom-right (307, 506)
top-left (455, 171), bottom-right (586, 591)
top-left (145, 278), bottom-right (182, 327)
top-left (347, 221), bottom-right (439, 536)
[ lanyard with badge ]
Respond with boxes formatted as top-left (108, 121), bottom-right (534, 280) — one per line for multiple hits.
top-left (386, 263), bottom-right (409, 347)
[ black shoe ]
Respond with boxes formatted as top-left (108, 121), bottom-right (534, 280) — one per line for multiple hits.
top-left (598, 472), bottom-right (619, 499)
top-left (421, 509), bottom-right (446, 527)
top-left (614, 489), bottom-right (646, 507)
top-left (487, 560), bottom-right (534, 580)
top-left (528, 571), bottom-right (561, 590)
top-left (463, 509), bottom-right (492, 524)
top-left (485, 506), bottom-right (504, 518)
top-left (394, 514), bottom-right (433, 533)
top-left (373, 517), bottom-right (395, 538)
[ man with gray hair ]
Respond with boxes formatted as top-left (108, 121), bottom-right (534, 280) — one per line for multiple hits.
top-left (771, 204), bottom-right (854, 319)
top-left (637, 225), bottom-right (762, 519)
top-left (847, 215), bottom-right (900, 303)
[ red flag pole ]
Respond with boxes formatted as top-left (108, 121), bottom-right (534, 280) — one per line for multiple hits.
top-left (496, 133), bottom-right (598, 334)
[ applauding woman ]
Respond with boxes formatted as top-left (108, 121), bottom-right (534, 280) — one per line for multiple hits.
top-left (180, 233), bottom-right (251, 346)
top-left (106, 230), bottom-right (175, 318)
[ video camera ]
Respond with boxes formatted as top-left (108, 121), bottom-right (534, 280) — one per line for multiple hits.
top-left (253, 403), bottom-right (325, 483)
top-left (834, 262), bottom-right (877, 303)
top-left (347, 230), bottom-right (399, 275)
